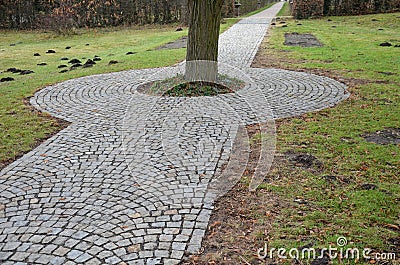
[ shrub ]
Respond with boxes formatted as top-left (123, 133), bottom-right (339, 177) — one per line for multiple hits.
top-left (292, 0), bottom-right (324, 19)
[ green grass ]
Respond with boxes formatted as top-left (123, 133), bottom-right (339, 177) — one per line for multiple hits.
top-left (277, 2), bottom-right (291, 17)
top-left (0, 19), bottom-right (238, 168)
top-left (255, 12), bottom-right (399, 264)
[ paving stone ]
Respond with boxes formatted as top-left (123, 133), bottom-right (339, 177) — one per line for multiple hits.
top-left (0, 2), bottom-right (350, 264)
top-left (163, 228), bottom-right (180, 235)
top-left (85, 258), bottom-right (102, 265)
top-left (72, 230), bottom-right (89, 240)
top-left (143, 242), bottom-right (157, 250)
top-left (9, 252), bottom-right (29, 261)
top-left (27, 244), bottom-right (44, 253)
top-left (66, 249), bottom-right (83, 260)
top-left (87, 245), bottom-right (103, 256)
top-left (116, 239), bottom-right (131, 247)
top-left (122, 252), bottom-right (139, 261)
top-left (17, 242), bottom-right (33, 252)
top-left (104, 242), bottom-right (118, 250)
top-left (40, 244), bottom-right (57, 254)
top-left (97, 250), bottom-right (113, 260)
top-left (171, 249), bottom-right (184, 259)
top-left (75, 241), bottom-right (92, 251)
top-left (50, 257), bottom-right (66, 265)
top-left (105, 256), bottom-right (122, 264)
top-left (35, 254), bottom-right (53, 264)
top-left (64, 238), bottom-right (80, 248)
top-left (113, 247), bottom-right (126, 256)
top-left (138, 250), bottom-right (153, 258)
top-left (29, 235), bottom-right (44, 244)
top-left (74, 252), bottom-right (92, 263)
top-left (3, 241), bottom-right (21, 251)
top-left (26, 253), bottom-right (40, 263)
top-left (127, 244), bottom-right (141, 253)
top-left (172, 242), bottom-right (186, 251)
top-left (53, 246), bottom-right (70, 256)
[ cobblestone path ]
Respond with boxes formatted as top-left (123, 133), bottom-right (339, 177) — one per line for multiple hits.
top-left (0, 3), bottom-right (349, 264)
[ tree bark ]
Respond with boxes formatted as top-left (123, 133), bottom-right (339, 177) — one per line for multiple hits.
top-left (185, 0), bottom-right (224, 82)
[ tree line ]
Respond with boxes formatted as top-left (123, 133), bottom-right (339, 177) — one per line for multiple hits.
top-left (291, 0), bottom-right (400, 19)
top-left (0, 0), bottom-right (275, 30)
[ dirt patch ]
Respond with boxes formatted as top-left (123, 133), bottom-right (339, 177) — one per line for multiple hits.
top-left (285, 151), bottom-right (323, 172)
top-left (156, 36), bottom-right (187, 50)
top-left (387, 236), bottom-right (400, 255)
top-left (362, 128), bottom-right (400, 145)
top-left (284, 32), bottom-right (323, 47)
top-left (359, 183), bottom-right (379, 190)
top-left (322, 175), bottom-right (351, 185)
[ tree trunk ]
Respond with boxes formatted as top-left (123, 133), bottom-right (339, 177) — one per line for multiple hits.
top-left (185, 0), bottom-right (224, 82)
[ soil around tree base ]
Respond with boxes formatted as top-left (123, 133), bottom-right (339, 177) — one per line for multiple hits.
top-left (137, 74), bottom-right (244, 97)
top-left (164, 81), bottom-right (233, 97)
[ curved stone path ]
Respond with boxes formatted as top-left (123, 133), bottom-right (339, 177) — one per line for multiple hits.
top-left (0, 3), bottom-right (349, 265)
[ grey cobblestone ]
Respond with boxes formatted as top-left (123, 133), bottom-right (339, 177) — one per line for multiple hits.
top-left (0, 2), bottom-right (349, 264)
top-left (66, 249), bottom-right (83, 260)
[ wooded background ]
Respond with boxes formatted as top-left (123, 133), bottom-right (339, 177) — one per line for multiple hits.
top-left (292, 0), bottom-right (400, 19)
top-left (0, 0), bottom-right (274, 30)
top-left (2, 0), bottom-right (398, 30)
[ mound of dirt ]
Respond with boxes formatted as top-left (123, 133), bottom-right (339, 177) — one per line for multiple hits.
top-left (6, 68), bottom-right (22, 73)
top-left (1, 77), bottom-right (15, 82)
top-left (285, 151), bottom-right (322, 169)
top-left (84, 59), bottom-right (96, 67)
top-left (379, 42), bottom-right (392, 47)
top-left (68, 59), bottom-right (81, 64)
top-left (20, 70), bottom-right (34, 75)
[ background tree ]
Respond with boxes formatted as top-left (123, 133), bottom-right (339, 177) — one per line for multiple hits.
top-left (185, 0), bottom-right (224, 82)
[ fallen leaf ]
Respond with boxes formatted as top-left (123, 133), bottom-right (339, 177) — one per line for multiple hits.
top-left (384, 224), bottom-right (399, 230)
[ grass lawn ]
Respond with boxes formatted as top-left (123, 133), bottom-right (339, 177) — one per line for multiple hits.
top-left (258, 13), bottom-right (400, 257)
top-left (184, 12), bottom-right (399, 265)
top-left (0, 19), bottom-right (238, 170)
top-left (276, 1), bottom-right (291, 17)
